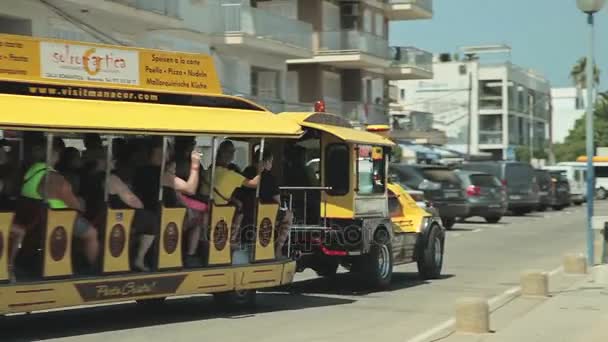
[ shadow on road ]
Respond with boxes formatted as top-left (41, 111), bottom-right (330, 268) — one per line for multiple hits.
top-left (267, 271), bottom-right (453, 297)
top-left (0, 292), bottom-right (354, 341)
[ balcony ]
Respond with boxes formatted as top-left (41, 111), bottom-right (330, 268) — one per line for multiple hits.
top-left (193, 2), bottom-right (313, 58)
top-left (289, 30), bottom-right (388, 69)
top-left (386, 46), bottom-right (433, 80)
top-left (109, 0), bottom-right (180, 18)
top-left (385, 0), bottom-right (433, 20)
top-left (343, 102), bottom-right (389, 125)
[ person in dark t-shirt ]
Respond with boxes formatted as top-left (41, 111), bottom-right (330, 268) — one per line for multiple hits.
top-left (243, 149), bottom-right (292, 257)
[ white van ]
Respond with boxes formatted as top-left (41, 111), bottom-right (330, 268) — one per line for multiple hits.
top-left (558, 160), bottom-right (608, 200)
top-left (544, 163), bottom-right (587, 204)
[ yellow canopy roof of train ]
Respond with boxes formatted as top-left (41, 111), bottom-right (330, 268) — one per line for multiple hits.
top-left (279, 112), bottom-right (395, 147)
top-left (0, 94), bottom-right (304, 137)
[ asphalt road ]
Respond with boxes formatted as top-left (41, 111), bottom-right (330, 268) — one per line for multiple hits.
top-left (2, 202), bottom-right (601, 342)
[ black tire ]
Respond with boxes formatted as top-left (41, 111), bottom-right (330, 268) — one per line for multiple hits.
top-left (536, 205), bottom-right (547, 212)
top-left (359, 229), bottom-right (393, 290)
top-left (311, 259), bottom-right (339, 277)
top-left (512, 208), bottom-right (529, 216)
top-left (596, 188), bottom-right (607, 200)
top-left (573, 201), bottom-right (582, 206)
top-left (485, 216), bottom-right (502, 223)
top-left (553, 205), bottom-right (564, 211)
top-left (441, 217), bottom-right (456, 230)
top-left (213, 289), bottom-right (257, 310)
top-left (417, 224), bottom-right (445, 280)
top-left (136, 297), bottom-right (166, 306)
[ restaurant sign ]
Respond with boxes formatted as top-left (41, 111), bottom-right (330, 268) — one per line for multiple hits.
top-left (0, 33), bottom-right (221, 95)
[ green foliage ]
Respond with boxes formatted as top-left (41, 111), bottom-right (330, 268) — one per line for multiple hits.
top-left (554, 94), bottom-right (608, 162)
top-left (515, 146), bottom-right (548, 162)
top-left (391, 144), bottom-right (402, 163)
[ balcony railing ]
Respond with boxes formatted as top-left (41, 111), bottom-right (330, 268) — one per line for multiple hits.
top-left (343, 102), bottom-right (388, 124)
top-left (109, 0), bottom-right (180, 18)
top-left (386, 0), bottom-right (433, 12)
top-left (216, 3), bottom-right (313, 50)
top-left (479, 131), bottom-right (503, 145)
top-left (318, 31), bottom-right (389, 59)
top-left (389, 46), bottom-right (433, 72)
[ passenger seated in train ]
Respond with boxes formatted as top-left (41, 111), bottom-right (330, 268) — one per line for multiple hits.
top-left (243, 149), bottom-right (292, 257)
top-left (10, 137), bottom-right (100, 275)
top-left (108, 142), bottom-right (158, 272)
top-left (133, 138), bottom-right (204, 267)
top-left (213, 140), bottom-right (263, 248)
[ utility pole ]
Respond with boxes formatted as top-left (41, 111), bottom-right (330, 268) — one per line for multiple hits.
top-left (466, 71), bottom-right (473, 160)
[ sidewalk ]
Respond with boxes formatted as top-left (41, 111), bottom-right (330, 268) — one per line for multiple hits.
top-left (443, 267), bottom-right (608, 342)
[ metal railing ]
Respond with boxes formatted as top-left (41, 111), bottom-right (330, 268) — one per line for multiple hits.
top-left (218, 2), bottom-right (313, 50)
top-left (479, 131), bottom-right (503, 145)
top-left (342, 101), bottom-right (389, 124)
top-left (318, 31), bottom-right (389, 59)
top-left (388, 46), bottom-right (433, 72)
top-left (109, 0), bottom-right (180, 18)
top-left (386, 0), bottom-right (433, 12)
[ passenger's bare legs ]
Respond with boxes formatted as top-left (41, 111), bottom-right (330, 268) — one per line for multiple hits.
top-left (81, 227), bottom-right (100, 266)
top-left (230, 212), bottom-right (243, 248)
top-left (8, 225), bottom-right (26, 280)
top-left (134, 234), bottom-right (155, 272)
top-left (275, 211), bottom-right (292, 258)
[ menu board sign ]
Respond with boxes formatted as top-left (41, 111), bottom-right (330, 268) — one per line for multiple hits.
top-left (0, 34), bottom-right (221, 95)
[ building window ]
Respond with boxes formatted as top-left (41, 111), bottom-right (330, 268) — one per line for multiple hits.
top-left (363, 8), bottom-right (372, 33)
top-left (325, 143), bottom-right (350, 196)
top-left (251, 67), bottom-right (280, 99)
top-left (575, 96), bottom-right (585, 110)
top-left (479, 80), bottom-right (503, 110)
top-left (374, 13), bottom-right (383, 37)
top-left (479, 114), bottom-right (503, 144)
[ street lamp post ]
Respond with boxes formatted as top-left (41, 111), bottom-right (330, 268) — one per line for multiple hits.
top-left (577, 0), bottom-right (605, 265)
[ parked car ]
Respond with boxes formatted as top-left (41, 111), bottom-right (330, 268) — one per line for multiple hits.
top-left (543, 165), bottom-right (586, 205)
top-left (534, 169), bottom-right (553, 211)
top-left (389, 164), bottom-right (469, 229)
top-left (454, 170), bottom-right (507, 223)
top-left (547, 170), bottom-right (571, 210)
top-left (458, 161), bottom-right (539, 215)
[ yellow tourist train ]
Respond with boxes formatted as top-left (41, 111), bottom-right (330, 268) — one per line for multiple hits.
top-left (0, 33), bottom-right (445, 316)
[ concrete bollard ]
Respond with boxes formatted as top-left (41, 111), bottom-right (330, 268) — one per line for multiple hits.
top-left (520, 270), bottom-right (549, 297)
top-left (563, 253), bottom-right (587, 274)
top-left (592, 265), bottom-right (608, 286)
top-left (455, 297), bottom-right (490, 334)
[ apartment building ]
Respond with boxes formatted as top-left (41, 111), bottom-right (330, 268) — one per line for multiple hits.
top-left (0, 0), bottom-right (433, 125)
top-left (0, 0), bottom-right (312, 112)
top-left (287, 0), bottom-right (434, 126)
top-left (392, 46), bottom-right (551, 160)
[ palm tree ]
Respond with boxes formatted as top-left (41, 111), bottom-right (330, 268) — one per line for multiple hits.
top-left (570, 57), bottom-right (601, 89)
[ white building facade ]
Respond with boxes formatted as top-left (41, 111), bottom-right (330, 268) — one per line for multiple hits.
top-left (551, 87), bottom-right (586, 144)
top-left (0, 0), bottom-right (433, 124)
top-left (392, 58), bottom-right (551, 160)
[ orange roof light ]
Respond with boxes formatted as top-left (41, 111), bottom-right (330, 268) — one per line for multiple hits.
top-left (576, 156), bottom-right (608, 162)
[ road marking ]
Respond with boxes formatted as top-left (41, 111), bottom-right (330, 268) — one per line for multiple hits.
top-left (471, 228), bottom-right (482, 233)
top-left (404, 265), bottom-right (563, 342)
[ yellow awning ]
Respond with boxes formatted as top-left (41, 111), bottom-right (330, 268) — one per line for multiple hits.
top-left (0, 94), bottom-right (304, 138)
top-left (279, 112), bottom-right (395, 147)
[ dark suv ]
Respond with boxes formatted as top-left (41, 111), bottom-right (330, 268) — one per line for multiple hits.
top-left (389, 164), bottom-right (469, 229)
top-left (454, 170), bottom-right (507, 223)
top-left (458, 161), bottom-right (539, 215)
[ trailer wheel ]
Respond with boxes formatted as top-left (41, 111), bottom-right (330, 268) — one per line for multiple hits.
top-left (417, 224), bottom-right (444, 280)
top-left (360, 228), bottom-right (393, 290)
top-left (213, 289), bottom-right (257, 310)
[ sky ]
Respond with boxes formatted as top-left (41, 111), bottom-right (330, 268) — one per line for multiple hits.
top-left (390, 0), bottom-right (608, 89)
